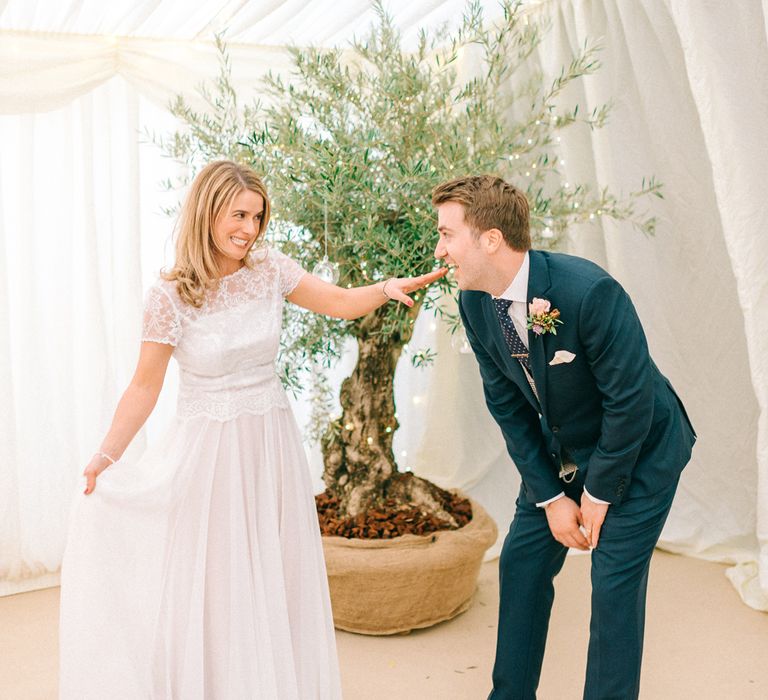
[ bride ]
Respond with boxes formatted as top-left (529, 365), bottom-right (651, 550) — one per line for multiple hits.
top-left (59, 160), bottom-right (445, 699)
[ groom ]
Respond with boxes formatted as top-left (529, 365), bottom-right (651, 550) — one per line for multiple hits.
top-left (432, 175), bottom-right (696, 699)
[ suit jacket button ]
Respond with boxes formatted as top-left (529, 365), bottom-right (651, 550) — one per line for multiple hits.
top-left (552, 426), bottom-right (560, 433)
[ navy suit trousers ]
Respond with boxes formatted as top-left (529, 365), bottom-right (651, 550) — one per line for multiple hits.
top-left (489, 475), bottom-right (679, 700)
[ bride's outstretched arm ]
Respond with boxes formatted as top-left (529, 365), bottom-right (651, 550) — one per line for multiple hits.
top-left (82, 341), bottom-right (173, 495)
top-left (286, 267), bottom-right (448, 320)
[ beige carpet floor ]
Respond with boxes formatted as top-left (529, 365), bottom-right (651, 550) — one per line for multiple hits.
top-left (1, 551), bottom-right (766, 699)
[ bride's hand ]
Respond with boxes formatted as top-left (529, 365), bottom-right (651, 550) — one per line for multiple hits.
top-left (382, 267), bottom-right (449, 307)
top-left (83, 454), bottom-right (114, 495)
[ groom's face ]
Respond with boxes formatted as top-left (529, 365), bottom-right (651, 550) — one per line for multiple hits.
top-left (434, 201), bottom-right (488, 291)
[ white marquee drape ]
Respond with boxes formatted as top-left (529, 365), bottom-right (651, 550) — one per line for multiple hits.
top-left (1, 0), bottom-right (766, 611)
top-left (662, 0), bottom-right (768, 608)
top-left (0, 32), bottom-right (294, 114)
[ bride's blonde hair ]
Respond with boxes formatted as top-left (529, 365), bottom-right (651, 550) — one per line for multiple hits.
top-left (163, 160), bottom-right (272, 307)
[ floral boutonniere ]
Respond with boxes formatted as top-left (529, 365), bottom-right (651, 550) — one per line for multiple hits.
top-left (527, 297), bottom-right (563, 336)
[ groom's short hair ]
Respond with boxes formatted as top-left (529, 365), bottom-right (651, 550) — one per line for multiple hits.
top-left (432, 175), bottom-right (531, 251)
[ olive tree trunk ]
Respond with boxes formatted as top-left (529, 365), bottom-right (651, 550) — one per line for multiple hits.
top-left (321, 307), bottom-right (457, 526)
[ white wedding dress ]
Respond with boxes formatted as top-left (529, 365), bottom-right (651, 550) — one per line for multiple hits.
top-left (59, 248), bottom-right (342, 699)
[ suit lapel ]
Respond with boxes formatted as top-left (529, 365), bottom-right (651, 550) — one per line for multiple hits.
top-left (481, 294), bottom-right (540, 411)
top-left (526, 250), bottom-right (553, 415)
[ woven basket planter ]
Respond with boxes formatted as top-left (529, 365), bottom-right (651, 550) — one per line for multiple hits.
top-left (322, 498), bottom-right (498, 635)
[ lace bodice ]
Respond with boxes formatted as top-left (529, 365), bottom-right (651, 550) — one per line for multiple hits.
top-left (141, 247), bottom-right (306, 421)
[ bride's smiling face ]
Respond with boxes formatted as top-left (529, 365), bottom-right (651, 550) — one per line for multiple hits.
top-left (212, 189), bottom-right (265, 272)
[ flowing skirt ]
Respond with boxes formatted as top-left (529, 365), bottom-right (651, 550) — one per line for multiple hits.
top-left (59, 407), bottom-right (341, 699)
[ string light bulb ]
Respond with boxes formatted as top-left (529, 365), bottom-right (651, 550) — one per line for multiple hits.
top-left (311, 199), bottom-right (340, 284)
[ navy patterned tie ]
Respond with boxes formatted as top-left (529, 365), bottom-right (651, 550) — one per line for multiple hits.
top-left (492, 298), bottom-right (531, 373)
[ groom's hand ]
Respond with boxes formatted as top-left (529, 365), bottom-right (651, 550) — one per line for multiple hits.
top-left (580, 494), bottom-right (609, 549)
top-left (544, 497), bottom-right (590, 550)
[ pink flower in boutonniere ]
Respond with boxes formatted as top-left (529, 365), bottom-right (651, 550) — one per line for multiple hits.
top-left (529, 298), bottom-right (551, 315)
top-left (527, 297), bottom-right (563, 336)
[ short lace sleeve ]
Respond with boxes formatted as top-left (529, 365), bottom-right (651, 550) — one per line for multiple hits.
top-left (271, 248), bottom-right (307, 297)
top-left (141, 282), bottom-right (182, 346)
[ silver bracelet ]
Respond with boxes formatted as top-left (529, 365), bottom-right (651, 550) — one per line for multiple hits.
top-left (382, 279), bottom-right (394, 299)
top-left (95, 451), bottom-right (117, 465)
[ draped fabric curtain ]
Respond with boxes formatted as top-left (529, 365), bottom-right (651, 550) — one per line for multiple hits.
top-left (0, 32), bottom-right (293, 115)
top-left (0, 78), bottom-right (146, 593)
top-left (1, 0), bottom-right (766, 611)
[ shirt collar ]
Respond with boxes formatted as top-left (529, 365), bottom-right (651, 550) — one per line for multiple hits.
top-left (493, 251), bottom-right (529, 303)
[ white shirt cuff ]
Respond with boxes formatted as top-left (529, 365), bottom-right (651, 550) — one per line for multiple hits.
top-left (536, 492), bottom-right (565, 508)
top-left (583, 487), bottom-right (611, 505)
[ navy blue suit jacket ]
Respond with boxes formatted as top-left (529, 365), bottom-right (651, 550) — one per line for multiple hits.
top-left (459, 250), bottom-right (696, 505)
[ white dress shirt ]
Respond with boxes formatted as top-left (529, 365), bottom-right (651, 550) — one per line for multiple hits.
top-left (492, 252), bottom-right (609, 509)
